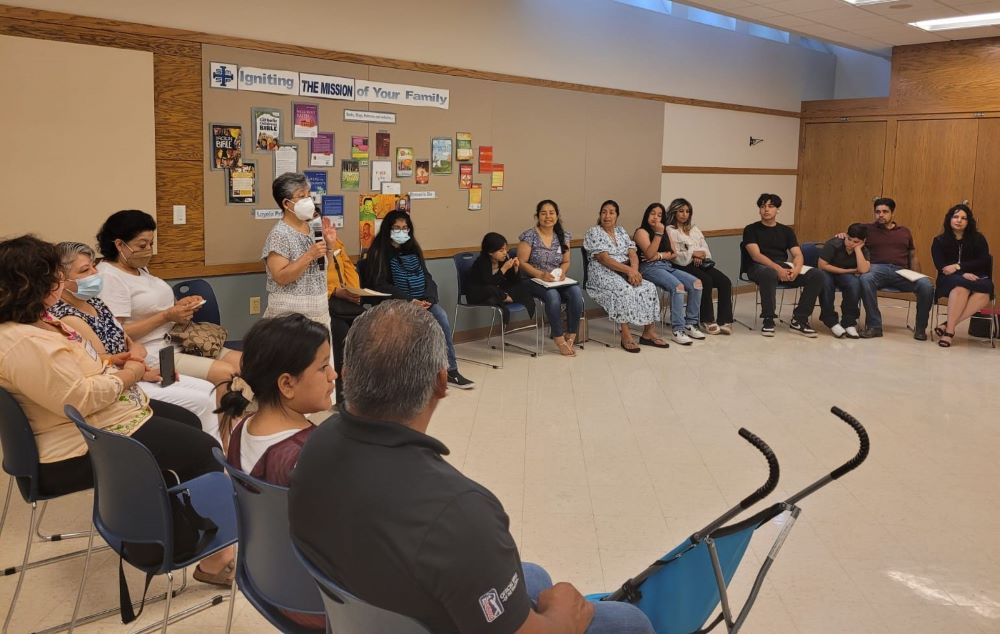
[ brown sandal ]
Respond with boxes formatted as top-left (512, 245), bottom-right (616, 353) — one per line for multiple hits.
top-left (565, 333), bottom-right (578, 348)
top-left (555, 336), bottom-right (576, 356)
top-left (193, 560), bottom-right (235, 587)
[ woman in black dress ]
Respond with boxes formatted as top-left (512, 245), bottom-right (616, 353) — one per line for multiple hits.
top-left (931, 203), bottom-right (993, 347)
top-left (467, 232), bottom-right (534, 324)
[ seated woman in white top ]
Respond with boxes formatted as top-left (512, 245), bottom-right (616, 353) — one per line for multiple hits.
top-left (50, 242), bottom-right (222, 443)
top-left (95, 210), bottom-right (241, 388)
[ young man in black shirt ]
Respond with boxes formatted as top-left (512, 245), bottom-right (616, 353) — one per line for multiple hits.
top-left (817, 223), bottom-right (871, 338)
top-left (289, 301), bottom-right (654, 634)
top-left (742, 193), bottom-right (824, 337)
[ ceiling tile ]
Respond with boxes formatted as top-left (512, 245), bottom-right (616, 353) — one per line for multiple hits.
top-left (798, 6), bottom-right (902, 26)
top-left (756, 0), bottom-right (847, 11)
top-left (853, 24), bottom-right (951, 42)
top-left (686, 0), bottom-right (757, 10)
top-left (763, 13), bottom-right (824, 25)
top-left (863, 0), bottom-right (963, 20)
top-left (733, 5), bottom-right (788, 18)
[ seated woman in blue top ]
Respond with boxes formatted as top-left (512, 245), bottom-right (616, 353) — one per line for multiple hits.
top-left (467, 232), bottom-right (534, 325)
top-left (517, 199), bottom-right (584, 356)
top-left (361, 210), bottom-right (474, 389)
top-left (931, 203), bottom-right (993, 348)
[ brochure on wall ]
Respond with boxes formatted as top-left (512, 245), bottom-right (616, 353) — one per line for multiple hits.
top-left (396, 147), bottom-right (413, 177)
top-left (274, 145), bottom-right (299, 178)
top-left (431, 137), bottom-right (453, 175)
top-left (456, 132), bottom-right (473, 161)
top-left (491, 164), bottom-right (504, 191)
top-left (292, 103), bottom-right (319, 138)
top-left (415, 159), bottom-right (430, 184)
top-left (371, 160), bottom-right (392, 191)
top-left (251, 107), bottom-right (282, 153)
top-left (478, 146), bottom-right (494, 172)
top-left (210, 124), bottom-right (242, 170)
top-left (375, 131), bottom-right (391, 158)
top-left (321, 194), bottom-right (345, 228)
top-left (896, 269), bottom-right (929, 282)
top-left (310, 132), bottom-right (334, 167)
top-left (351, 135), bottom-right (369, 166)
top-left (459, 163), bottom-right (472, 189)
top-left (341, 159), bottom-right (360, 190)
top-left (227, 161), bottom-right (256, 204)
top-left (381, 182), bottom-right (401, 195)
top-left (303, 170), bottom-right (328, 202)
top-left (468, 183), bottom-right (482, 211)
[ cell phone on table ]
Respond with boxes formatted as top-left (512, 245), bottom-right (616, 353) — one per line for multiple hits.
top-left (159, 347), bottom-right (176, 388)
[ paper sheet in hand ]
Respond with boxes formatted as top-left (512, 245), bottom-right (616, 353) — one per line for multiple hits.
top-left (531, 277), bottom-right (577, 288)
top-left (343, 288), bottom-right (391, 297)
top-left (785, 262), bottom-right (813, 273)
top-left (896, 269), bottom-right (929, 282)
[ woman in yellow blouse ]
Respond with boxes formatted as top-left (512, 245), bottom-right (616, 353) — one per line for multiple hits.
top-left (0, 235), bottom-right (234, 586)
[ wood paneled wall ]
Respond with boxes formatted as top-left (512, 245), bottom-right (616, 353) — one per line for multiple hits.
top-left (797, 37), bottom-right (1000, 274)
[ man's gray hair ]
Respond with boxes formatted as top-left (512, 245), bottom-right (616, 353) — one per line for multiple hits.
top-left (55, 241), bottom-right (96, 272)
top-left (272, 171), bottom-right (310, 207)
top-left (343, 300), bottom-right (449, 421)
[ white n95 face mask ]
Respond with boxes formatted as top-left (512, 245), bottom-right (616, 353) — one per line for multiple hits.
top-left (292, 197), bottom-right (316, 221)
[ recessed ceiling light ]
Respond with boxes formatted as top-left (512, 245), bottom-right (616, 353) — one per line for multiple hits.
top-left (842, 0), bottom-right (898, 5)
top-left (911, 11), bottom-right (1000, 30)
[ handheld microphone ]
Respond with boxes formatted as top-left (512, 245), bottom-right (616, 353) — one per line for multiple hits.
top-left (310, 218), bottom-right (326, 271)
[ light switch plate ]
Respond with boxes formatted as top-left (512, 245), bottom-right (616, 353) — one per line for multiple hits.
top-left (172, 205), bottom-right (186, 225)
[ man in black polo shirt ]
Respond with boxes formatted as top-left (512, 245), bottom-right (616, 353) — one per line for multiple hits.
top-left (743, 193), bottom-right (825, 337)
top-left (817, 223), bottom-right (871, 339)
top-left (289, 301), bottom-right (654, 634)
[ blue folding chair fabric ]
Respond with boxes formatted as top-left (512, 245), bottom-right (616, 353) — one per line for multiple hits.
top-left (213, 448), bottom-right (324, 634)
top-left (172, 278), bottom-right (243, 350)
top-left (292, 541), bottom-right (432, 634)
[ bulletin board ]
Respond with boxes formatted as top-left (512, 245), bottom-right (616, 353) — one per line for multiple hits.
top-left (202, 43), bottom-right (663, 264)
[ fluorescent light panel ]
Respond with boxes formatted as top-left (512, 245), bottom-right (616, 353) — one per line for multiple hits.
top-left (911, 11), bottom-right (1000, 30)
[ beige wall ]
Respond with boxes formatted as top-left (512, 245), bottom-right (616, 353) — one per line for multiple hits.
top-left (0, 34), bottom-right (155, 244)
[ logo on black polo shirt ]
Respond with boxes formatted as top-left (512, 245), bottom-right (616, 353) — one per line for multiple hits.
top-left (479, 589), bottom-right (504, 623)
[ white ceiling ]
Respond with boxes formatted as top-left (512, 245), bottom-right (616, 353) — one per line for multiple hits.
top-left (685, 0), bottom-right (1000, 52)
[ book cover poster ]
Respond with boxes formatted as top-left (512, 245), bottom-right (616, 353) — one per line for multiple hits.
top-left (371, 160), bottom-right (392, 191)
top-left (227, 161), bottom-right (256, 204)
top-left (341, 159), bottom-right (360, 190)
top-left (321, 194), bottom-right (345, 228)
top-left (468, 183), bottom-right (483, 211)
top-left (415, 159), bottom-right (430, 185)
top-left (211, 124), bottom-right (242, 170)
top-left (459, 163), bottom-right (473, 190)
top-left (375, 131), bottom-right (391, 158)
top-left (310, 132), bottom-right (334, 167)
top-left (456, 132), bottom-right (473, 161)
top-left (303, 170), bottom-right (328, 202)
top-left (431, 137), bottom-right (453, 175)
top-left (359, 193), bottom-right (411, 254)
top-left (293, 103), bottom-right (319, 138)
top-left (252, 108), bottom-right (282, 153)
top-left (478, 145), bottom-right (494, 172)
top-left (351, 135), bottom-right (369, 166)
top-left (491, 163), bottom-right (504, 191)
top-left (396, 147), bottom-right (413, 177)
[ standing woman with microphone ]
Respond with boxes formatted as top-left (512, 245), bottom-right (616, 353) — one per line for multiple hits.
top-left (262, 172), bottom-right (337, 338)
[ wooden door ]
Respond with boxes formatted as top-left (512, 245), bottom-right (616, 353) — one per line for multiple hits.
top-left (973, 118), bottom-right (1000, 273)
top-left (890, 119), bottom-right (978, 272)
top-left (796, 121), bottom-right (886, 243)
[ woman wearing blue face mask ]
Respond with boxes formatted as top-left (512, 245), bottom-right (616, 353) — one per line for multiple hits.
top-left (50, 242), bottom-right (224, 442)
top-left (361, 210), bottom-right (475, 390)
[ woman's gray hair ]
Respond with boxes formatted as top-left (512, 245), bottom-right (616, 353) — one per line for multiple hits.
top-left (55, 241), bottom-right (96, 272)
top-left (343, 301), bottom-right (449, 421)
top-left (272, 171), bottom-right (310, 207)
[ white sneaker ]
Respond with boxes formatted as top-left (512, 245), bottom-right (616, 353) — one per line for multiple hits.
top-left (831, 324), bottom-right (846, 338)
top-left (672, 330), bottom-right (694, 345)
top-left (684, 325), bottom-right (707, 340)
top-left (845, 326), bottom-right (860, 339)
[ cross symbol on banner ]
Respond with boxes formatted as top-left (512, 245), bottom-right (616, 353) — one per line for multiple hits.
top-left (212, 65), bottom-right (235, 87)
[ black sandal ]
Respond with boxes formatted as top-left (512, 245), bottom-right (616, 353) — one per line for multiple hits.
top-left (938, 331), bottom-right (955, 347)
top-left (620, 339), bottom-right (641, 353)
top-left (933, 324), bottom-right (948, 337)
top-left (639, 336), bottom-right (670, 349)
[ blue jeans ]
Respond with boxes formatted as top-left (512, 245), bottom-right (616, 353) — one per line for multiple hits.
top-left (527, 283), bottom-right (584, 338)
top-left (639, 262), bottom-right (701, 331)
top-left (820, 271), bottom-right (862, 328)
top-left (859, 263), bottom-right (933, 331)
top-left (428, 303), bottom-right (458, 373)
top-left (522, 563), bottom-right (654, 634)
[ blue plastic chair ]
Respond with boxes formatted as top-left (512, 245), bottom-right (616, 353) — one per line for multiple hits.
top-left (213, 448), bottom-right (325, 634)
top-left (172, 278), bottom-right (243, 350)
top-left (451, 251), bottom-right (539, 369)
top-left (291, 541), bottom-right (432, 634)
top-left (0, 388), bottom-right (102, 633)
top-left (66, 405), bottom-right (237, 633)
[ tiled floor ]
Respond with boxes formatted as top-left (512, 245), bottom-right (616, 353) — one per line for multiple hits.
top-left (3, 299), bottom-right (1000, 633)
